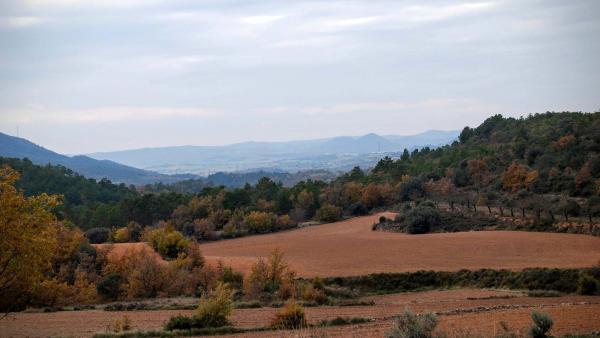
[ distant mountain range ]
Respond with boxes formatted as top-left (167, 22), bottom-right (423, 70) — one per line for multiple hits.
top-left (0, 129), bottom-right (458, 184)
top-left (0, 132), bottom-right (195, 185)
top-left (89, 130), bottom-right (459, 175)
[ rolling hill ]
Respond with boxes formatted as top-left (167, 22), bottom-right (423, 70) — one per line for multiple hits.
top-left (89, 130), bottom-right (459, 175)
top-left (0, 132), bottom-right (195, 185)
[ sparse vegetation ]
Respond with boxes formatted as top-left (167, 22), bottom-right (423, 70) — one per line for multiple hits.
top-left (386, 310), bottom-right (438, 338)
top-left (107, 315), bottom-right (133, 333)
top-left (165, 283), bottom-right (234, 330)
top-left (324, 268), bottom-right (586, 295)
top-left (528, 312), bottom-right (553, 338)
top-left (577, 274), bottom-right (600, 295)
top-left (270, 300), bottom-right (307, 329)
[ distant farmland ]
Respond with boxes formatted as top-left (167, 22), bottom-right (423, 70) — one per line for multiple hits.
top-left (198, 213), bottom-right (600, 277)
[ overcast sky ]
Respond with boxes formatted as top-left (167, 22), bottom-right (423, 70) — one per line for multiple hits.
top-left (0, 0), bottom-right (599, 154)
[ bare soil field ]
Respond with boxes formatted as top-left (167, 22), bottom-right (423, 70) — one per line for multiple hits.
top-left (199, 212), bottom-right (600, 277)
top-left (220, 304), bottom-right (600, 338)
top-left (2, 289), bottom-right (599, 337)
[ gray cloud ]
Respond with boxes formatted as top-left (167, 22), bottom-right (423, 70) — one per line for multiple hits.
top-left (0, 0), bottom-right (598, 153)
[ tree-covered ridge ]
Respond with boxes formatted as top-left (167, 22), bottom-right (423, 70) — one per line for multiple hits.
top-left (0, 157), bottom-right (137, 203)
top-left (0, 157), bottom-right (140, 229)
top-left (372, 112), bottom-right (600, 197)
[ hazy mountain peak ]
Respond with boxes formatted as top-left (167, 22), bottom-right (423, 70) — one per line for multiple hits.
top-left (0, 132), bottom-right (194, 185)
top-left (88, 130), bottom-right (459, 175)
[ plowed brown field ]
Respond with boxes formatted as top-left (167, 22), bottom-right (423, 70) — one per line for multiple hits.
top-left (199, 212), bottom-right (600, 277)
top-left (2, 289), bottom-right (599, 337)
top-left (10, 214), bottom-right (599, 337)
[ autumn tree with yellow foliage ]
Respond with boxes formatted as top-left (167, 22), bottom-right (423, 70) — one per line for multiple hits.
top-left (0, 166), bottom-right (61, 312)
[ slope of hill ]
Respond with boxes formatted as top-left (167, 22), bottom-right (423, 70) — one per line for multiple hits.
top-left (88, 130), bottom-right (459, 175)
top-left (0, 132), bottom-right (195, 185)
top-left (373, 112), bottom-right (600, 197)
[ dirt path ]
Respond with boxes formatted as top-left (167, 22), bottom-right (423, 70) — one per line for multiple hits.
top-left (199, 212), bottom-right (600, 277)
top-left (2, 289), bottom-right (599, 337)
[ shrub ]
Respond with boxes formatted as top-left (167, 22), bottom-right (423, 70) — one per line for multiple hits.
top-left (323, 268), bottom-right (583, 295)
top-left (125, 221), bottom-right (143, 242)
top-left (112, 227), bottom-right (130, 243)
top-left (312, 276), bottom-right (324, 290)
top-left (194, 283), bottom-right (234, 328)
top-left (220, 266), bottom-right (244, 291)
top-left (577, 274), bottom-right (599, 295)
top-left (244, 211), bottom-right (276, 233)
top-left (528, 312), bottom-right (553, 338)
top-left (403, 205), bottom-right (441, 234)
top-left (143, 225), bottom-right (189, 259)
top-left (165, 315), bottom-right (195, 331)
top-left (85, 227), bottom-right (110, 244)
top-left (348, 202), bottom-right (368, 216)
top-left (244, 248), bottom-right (294, 300)
top-left (107, 315), bottom-right (132, 333)
top-left (276, 215), bottom-right (295, 230)
top-left (298, 282), bottom-right (327, 305)
top-left (32, 278), bottom-right (74, 307)
top-left (386, 310), bottom-right (438, 338)
top-left (96, 273), bottom-right (123, 301)
top-left (271, 300), bottom-right (307, 329)
top-left (315, 204), bottom-right (342, 222)
top-left (109, 246), bottom-right (167, 298)
top-left (318, 316), bottom-right (370, 327)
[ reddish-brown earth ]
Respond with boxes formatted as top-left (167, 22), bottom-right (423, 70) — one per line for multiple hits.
top-left (2, 289), bottom-right (599, 337)
top-left (13, 214), bottom-right (598, 337)
top-left (199, 212), bottom-right (600, 277)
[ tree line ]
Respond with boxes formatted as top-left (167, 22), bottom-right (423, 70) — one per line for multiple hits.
top-left (2, 112), bottom-right (600, 245)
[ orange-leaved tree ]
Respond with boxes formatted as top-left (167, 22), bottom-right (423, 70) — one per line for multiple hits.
top-left (501, 161), bottom-right (538, 192)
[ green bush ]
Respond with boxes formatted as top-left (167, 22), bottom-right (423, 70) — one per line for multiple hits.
top-left (348, 202), bottom-right (368, 216)
top-left (85, 227), bottom-right (110, 244)
top-left (403, 205), bottom-right (441, 234)
top-left (221, 267), bottom-right (244, 291)
top-left (323, 268), bottom-right (583, 295)
top-left (316, 204), bottom-right (342, 222)
top-left (97, 273), bottom-right (123, 301)
top-left (165, 315), bottom-right (195, 331)
top-left (577, 274), bottom-right (599, 295)
top-left (143, 226), bottom-right (189, 259)
top-left (386, 310), bottom-right (437, 338)
top-left (528, 312), bottom-right (553, 338)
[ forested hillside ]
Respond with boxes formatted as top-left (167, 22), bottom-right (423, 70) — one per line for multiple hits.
top-left (0, 157), bottom-right (138, 228)
top-left (373, 112), bottom-right (600, 197)
top-left (2, 112), bottom-right (599, 242)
